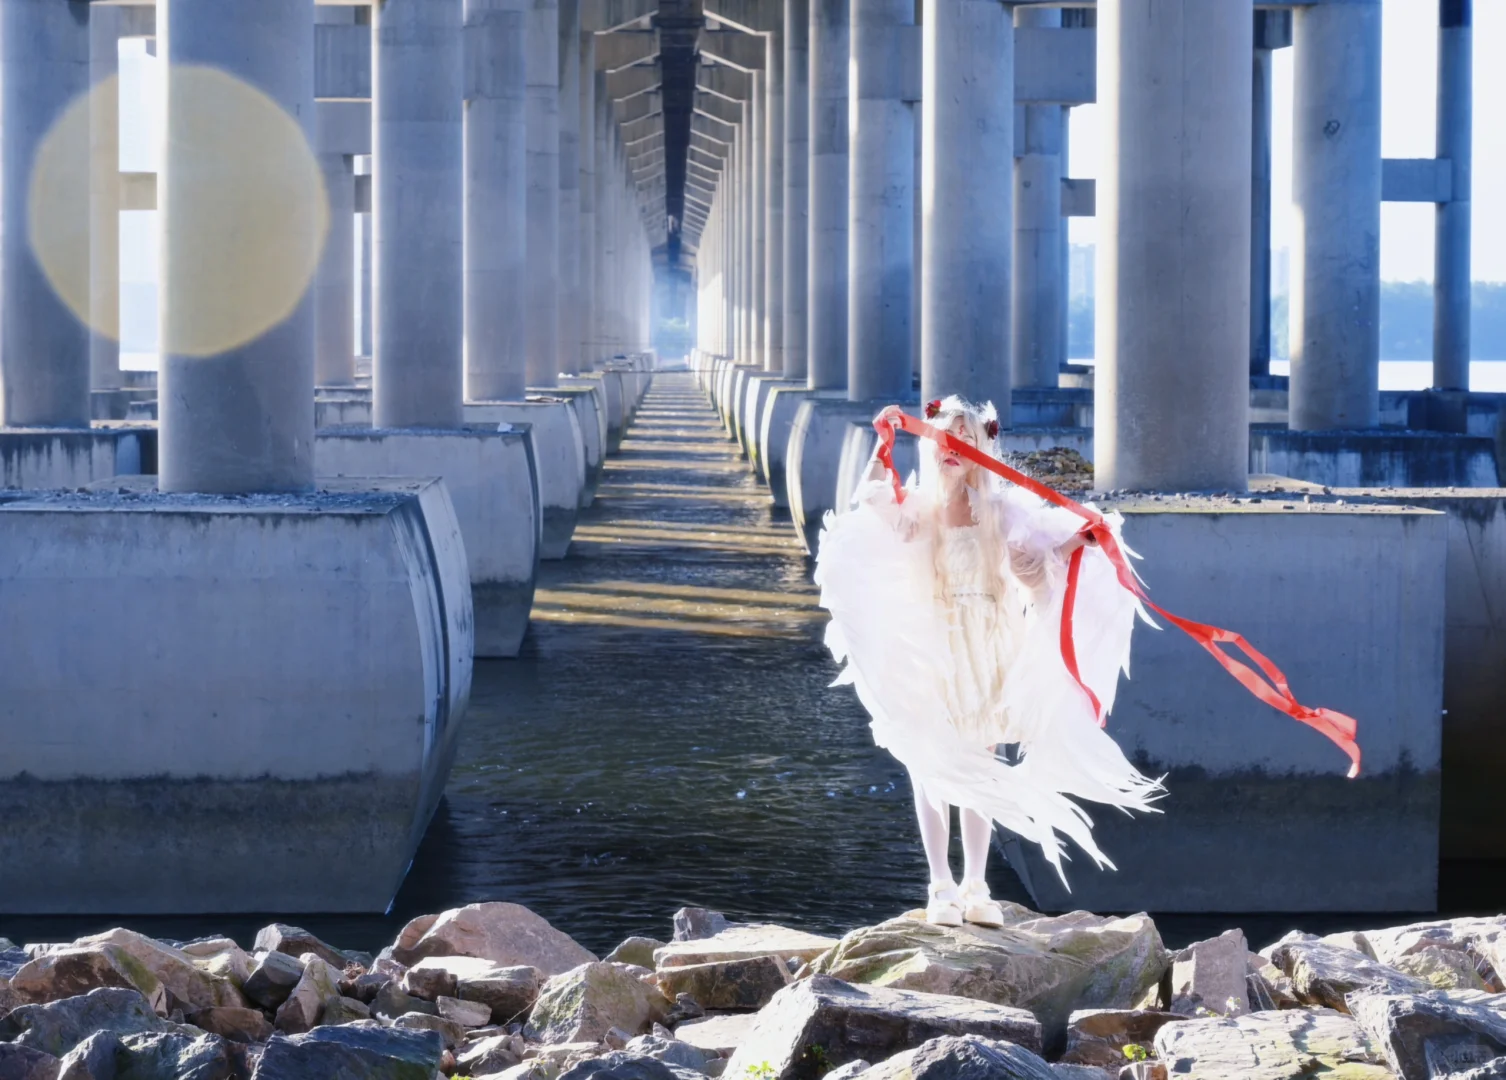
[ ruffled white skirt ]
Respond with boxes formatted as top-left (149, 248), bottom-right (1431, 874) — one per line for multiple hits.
top-left (813, 482), bottom-right (1163, 885)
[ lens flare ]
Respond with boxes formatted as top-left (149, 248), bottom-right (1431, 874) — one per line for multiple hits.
top-left (29, 65), bottom-right (328, 358)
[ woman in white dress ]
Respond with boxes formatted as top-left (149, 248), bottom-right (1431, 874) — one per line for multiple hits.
top-left (813, 396), bottom-right (1162, 927)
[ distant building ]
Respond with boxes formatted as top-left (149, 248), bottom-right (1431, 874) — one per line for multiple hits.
top-left (1068, 244), bottom-right (1095, 305)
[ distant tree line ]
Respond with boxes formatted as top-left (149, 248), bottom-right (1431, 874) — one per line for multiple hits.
top-left (1068, 281), bottom-right (1506, 361)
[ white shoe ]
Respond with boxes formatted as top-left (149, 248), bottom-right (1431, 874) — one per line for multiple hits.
top-left (925, 881), bottom-right (964, 927)
top-left (960, 879), bottom-right (1005, 928)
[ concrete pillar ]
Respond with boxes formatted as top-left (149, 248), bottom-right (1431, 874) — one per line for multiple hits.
top-left (2, 0), bottom-right (89, 428)
top-left (739, 110), bottom-right (755, 364)
top-left (1249, 12), bottom-right (1281, 380)
top-left (1095, 0), bottom-right (1251, 493)
top-left (1013, 11), bottom-right (1061, 394)
top-left (89, 4), bottom-right (153, 395)
top-left (764, 35), bottom-right (784, 374)
top-left (359, 197), bottom-right (373, 360)
top-left (915, 0), bottom-right (1012, 403)
top-left (557, 0), bottom-right (581, 376)
top-left (750, 70), bottom-right (766, 370)
top-left (1289, 0), bottom-right (1380, 431)
top-left (846, 0), bottom-right (912, 401)
top-left (807, 0), bottom-right (848, 391)
top-left (783, 0), bottom-right (809, 380)
top-left (527, 0), bottom-right (560, 384)
top-left (158, 0), bottom-right (316, 492)
top-left (722, 177), bottom-right (736, 355)
top-left (371, 0), bottom-right (464, 429)
top-left (464, 0), bottom-right (529, 403)
top-left (579, 31), bottom-right (596, 373)
top-left (1433, 0), bottom-right (1472, 391)
top-left (315, 149), bottom-right (357, 386)
top-left (593, 77), bottom-right (610, 362)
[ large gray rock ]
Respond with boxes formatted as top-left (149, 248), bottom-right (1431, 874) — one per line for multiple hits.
top-left (623, 1034), bottom-right (715, 1072)
top-left (320, 996), bottom-right (372, 1026)
top-left (55, 1032), bottom-right (120, 1080)
top-left (250, 1023), bottom-right (443, 1079)
top-left (391, 1011), bottom-right (467, 1049)
top-left (273, 955), bottom-right (343, 1034)
top-left (242, 953), bottom-right (306, 1012)
top-left (672, 912), bottom-right (731, 944)
top-left (1153, 1008), bottom-right (1389, 1080)
top-left (1347, 989), bottom-right (1506, 1080)
top-left (252, 926), bottom-right (349, 972)
top-left (1169, 931), bottom-right (1248, 1017)
top-left (459, 966), bottom-right (544, 1026)
top-left (860, 1035), bottom-right (1056, 1080)
top-left (1353, 917), bottom-right (1506, 979)
top-left (1059, 1010), bottom-right (1182, 1070)
top-left (608, 940), bottom-right (669, 970)
top-left (455, 1033), bottom-right (522, 1076)
top-left (556, 1051), bottom-right (704, 1080)
top-left (390, 904), bottom-right (595, 976)
top-left (2, 947), bottom-right (33, 982)
top-left (10, 931), bottom-right (244, 1014)
top-left (0, 1043), bottom-right (60, 1080)
top-left (436, 995), bottom-right (492, 1028)
top-left (185, 1006), bottom-right (275, 1044)
top-left (370, 982), bottom-right (438, 1023)
top-left (0, 989), bottom-right (175, 1058)
top-left (656, 956), bottom-right (791, 1010)
top-left (178, 941), bottom-right (253, 991)
top-left (672, 1014), bottom-right (757, 1055)
top-left (1263, 934), bottom-right (1427, 1013)
top-left (526, 963), bottom-right (672, 1045)
top-left (110, 1031), bottom-right (243, 1080)
top-left (723, 975), bottom-right (1042, 1080)
top-left (655, 928), bottom-right (838, 972)
top-left (806, 912), bottom-right (1166, 1042)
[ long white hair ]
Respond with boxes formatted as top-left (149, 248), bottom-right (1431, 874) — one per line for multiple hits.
top-left (915, 396), bottom-right (1010, 606)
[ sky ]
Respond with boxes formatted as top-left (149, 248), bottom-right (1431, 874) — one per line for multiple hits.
top-left (1068, 0), bottom-right (1506, 283)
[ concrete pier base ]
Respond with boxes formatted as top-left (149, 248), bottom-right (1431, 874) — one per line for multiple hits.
top-left (316, 396), bottom-right (374, 428)
top-left (788, 396), bottom-right (915, 554)
top-left (1011, 497), bottom-right (1445, 912)
top-left (0, 478), bottom-right (472, 914)
top-left (759, 385), bottom-right (829, 505)
top-left (580, 371), bottom-right (626, 451)
top-left (91, 389), bottom-right (159, 423)
top-left (743, 376), bottom-right (803, 483)
top-left (1250, 429), bottom-right (1499, 489)
top-left (315, 428), bottom-right (540, 657)
top-left (465, 398), bottom-right (585, 557)
top-left (538, 383), bottom-right (605, 506)
top-left (0, 428), bottom-right (154, 489)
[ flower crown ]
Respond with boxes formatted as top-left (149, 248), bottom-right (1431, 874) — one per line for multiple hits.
top-left (924, 399), bottom-right (999, 440)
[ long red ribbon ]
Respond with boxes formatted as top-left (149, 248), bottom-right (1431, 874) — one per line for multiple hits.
top-left (872, 408), bottom-right (1362, 779)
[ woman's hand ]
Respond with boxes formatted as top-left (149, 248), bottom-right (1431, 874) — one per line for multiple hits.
top-left (1057, 529), bottom-right (1097, 558)
top-left (874, 405), bottom-right (907, 430)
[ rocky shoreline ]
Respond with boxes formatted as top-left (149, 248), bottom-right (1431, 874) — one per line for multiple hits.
top-left (1, 901), bottom-right (1504, 1079)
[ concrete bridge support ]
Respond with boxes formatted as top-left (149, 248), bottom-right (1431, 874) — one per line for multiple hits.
top-left (1289, 0), bottom-right (1381, 432)
top-left (558, 0), bottom-right (582, 377)
top-left (528, 0), bottom-right (562, 385)
top-left (1009, 8), bottom-right (1059, 396)
top-left (88, 4), bottom-right (154, 406)
top-left (846, 0), bottom-right (912, 403)
top-left (921, 0), bottom-right (1014, 409)
top-left (1433, 0), bottom-right (1472, 393)
top-left (0, 0), bottom-right (475, 916)
top-left (783, 0), bottom-right (809, 383)
top-left (807, 0), bottom-right (848, 394)
top-left (321, 0), bottom-right (543, 655)
top-left (1094, 0), bottom-right (1251, 494)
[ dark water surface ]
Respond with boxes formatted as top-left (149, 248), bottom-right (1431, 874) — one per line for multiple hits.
top-left (6, 375), bottom-right (1502, 956)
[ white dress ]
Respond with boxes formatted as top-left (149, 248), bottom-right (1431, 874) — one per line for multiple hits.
top-left (813, 473), bottom-right (1163, 884)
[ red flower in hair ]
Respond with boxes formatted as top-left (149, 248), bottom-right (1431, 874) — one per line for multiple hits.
top-left (985, 419), bottom-right (1000, 440)
top-left (924, 399), bottom-right (941, 420)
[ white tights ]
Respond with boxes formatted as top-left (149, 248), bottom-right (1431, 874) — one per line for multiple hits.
top-left (911, 775), bottom-right (994, 891)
